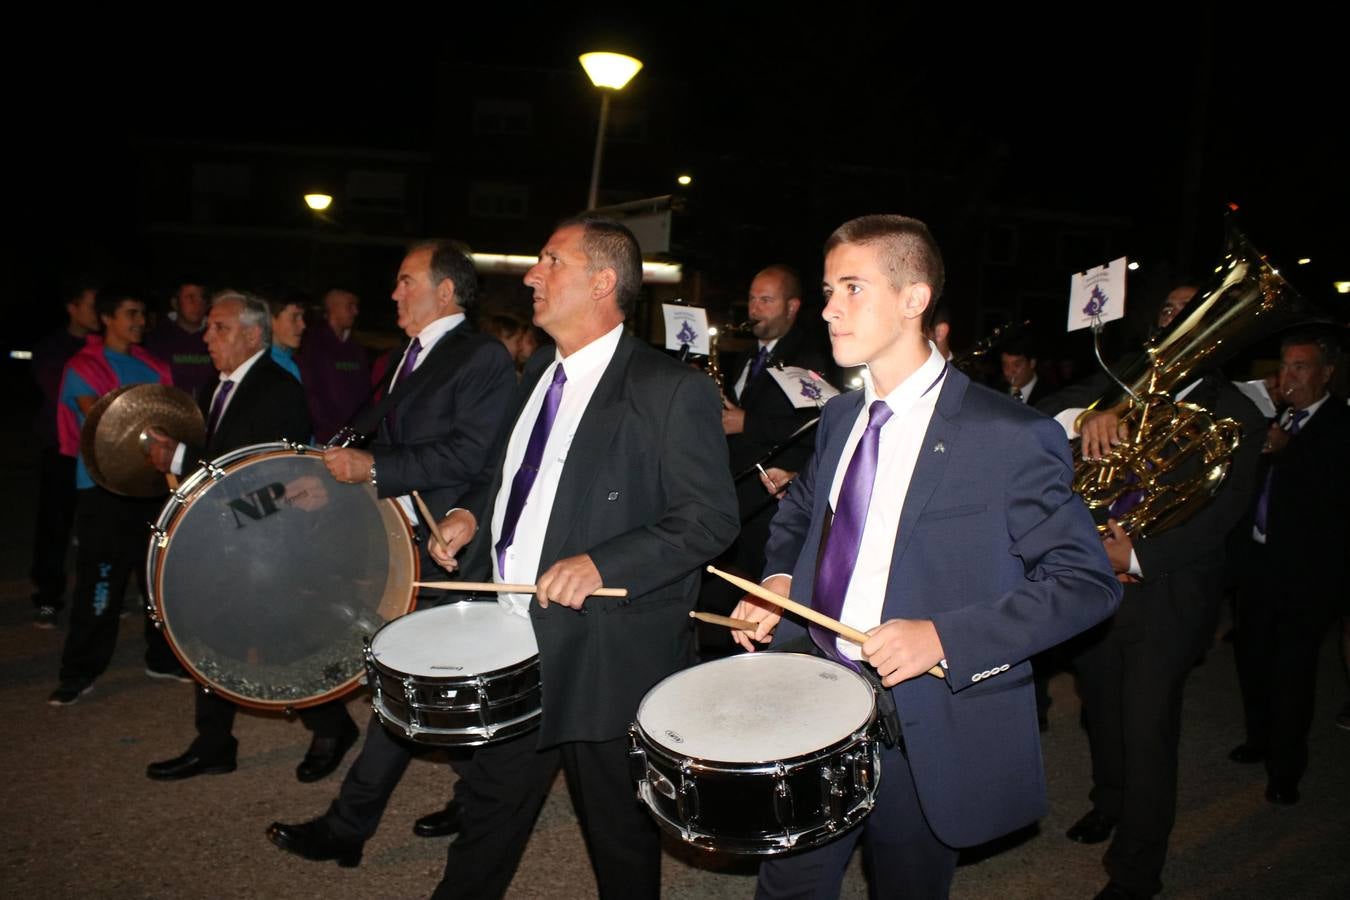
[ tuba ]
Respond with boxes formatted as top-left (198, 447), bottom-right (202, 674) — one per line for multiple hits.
top-left (1072, 218), bottom-right (1321, 539)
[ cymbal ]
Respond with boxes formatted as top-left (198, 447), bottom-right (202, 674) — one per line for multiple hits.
top-left (81, 384), bottom-right (206, 497)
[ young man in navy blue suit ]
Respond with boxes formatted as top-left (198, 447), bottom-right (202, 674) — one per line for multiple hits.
top-left (733, 214), bottom-right (1121, 898)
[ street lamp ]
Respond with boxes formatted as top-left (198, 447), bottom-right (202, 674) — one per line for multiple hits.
top-left (304, 193), bottom-right (333, 211)
top-left (579, 51), bottom-right (642, 210)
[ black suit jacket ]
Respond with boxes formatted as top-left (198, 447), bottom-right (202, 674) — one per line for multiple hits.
top-left (352, 322), bottom-right (517, 519)
top-left (184, 353), bottom-right (311, 465)
top-left (1257, 397), bottom-right (1350, 594)
top-left (459, 331), bottom-right (740, 746)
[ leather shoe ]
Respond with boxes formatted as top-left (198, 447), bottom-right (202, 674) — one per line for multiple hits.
top-left (413, 801), bottom-right (462, 838)
top-left (267, 819), bottom-right (363, 867)
top-left (1265, 778), bottom-right (1300, 805)
top-left (1228, 743), bottom-right (1265, 764)
top-left (295, 722), bottom-right (359, 783)
top-left (1093, 881), bottom-right (1154, 899)
top-left (1065, 808), bottom-right (1117, 844)
top-left (147, 751), bottom-right (237, 781)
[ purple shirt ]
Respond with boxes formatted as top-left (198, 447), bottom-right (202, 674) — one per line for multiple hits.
top-left (144, 318), bottom-right (213, 395)
top-left (31, 329), bottom-right (87, 448)
top-left (298, 323), bottom-right (371, 443)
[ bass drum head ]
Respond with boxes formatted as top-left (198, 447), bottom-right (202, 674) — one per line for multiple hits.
top-left (637, 653), bottom-right (874, 763)
top-left (152, 444), bottom-right (416, 708)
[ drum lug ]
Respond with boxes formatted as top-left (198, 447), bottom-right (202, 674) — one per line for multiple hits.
top-left (205, 462), bottom-right (225, 481)
top-left (851, 747), bottom-right (876, 795)
top-left (676, 765), bottom-right (700, 825)
top-left (820, 763), bottom-right (846, 826)
top-left (150, 526), bottom-right (168, 549)
top-left (627, 728), bottom-right (647, 786)
top-left (772, 775), bottom-right (795, 829)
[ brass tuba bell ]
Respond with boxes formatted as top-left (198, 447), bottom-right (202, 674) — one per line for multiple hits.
top-left (1072, 219), bottom-right (1322, 539)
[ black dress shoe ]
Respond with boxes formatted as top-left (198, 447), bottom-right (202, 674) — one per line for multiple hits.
top-left (1066, 808), bottom-right (1117, 844)
top-left (1228, 743), bottom-right (1265, 764)
top-left (296, 723), bottom-right (359, 783)
top-left (147, 751), bottom-right (237, 781)
top-left (267, 819), bottom-right (363, 867)
top-left (1093, 880), bottom-right (1154, 899)
top-left (1265, 778), bottom-right (1300, 805)
top-left (413, 801), bottom-right (463, 838)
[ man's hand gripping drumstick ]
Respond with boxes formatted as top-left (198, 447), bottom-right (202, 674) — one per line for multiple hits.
top-left (718, 566), bottom-right (946, 686)
top-left (429, 508), bottom-right (618, 610)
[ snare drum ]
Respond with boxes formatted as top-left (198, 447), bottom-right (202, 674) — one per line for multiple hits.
top-left (629, 653), bottom-right (881, 854)
top-left (146, 442), bottom-right (417, 709)
top-left (364, 601), bottom-right (541, 746)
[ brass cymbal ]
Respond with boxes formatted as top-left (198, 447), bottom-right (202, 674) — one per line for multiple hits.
top-left (80, 384), bottom-right (206, 497)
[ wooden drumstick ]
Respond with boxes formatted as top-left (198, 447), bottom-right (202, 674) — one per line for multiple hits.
top-left (410, 491), bottom-right (449, 554)
top-left (415, 580), bottom-right (628, 598)
top-left (706, 565), bottom-right (945, 679)
top-left (690, 610), bottom-right (757, 632)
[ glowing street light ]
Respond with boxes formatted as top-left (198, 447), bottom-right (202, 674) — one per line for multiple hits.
top-left (304, 193), bottom-right (333, 212)
top-left (677, 174), bottom-right (693, 186)
top-left (579, 51), bottom-right (643, 210)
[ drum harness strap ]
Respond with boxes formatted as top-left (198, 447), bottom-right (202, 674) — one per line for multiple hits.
top-left (771, 634), bottom-right (905, 754)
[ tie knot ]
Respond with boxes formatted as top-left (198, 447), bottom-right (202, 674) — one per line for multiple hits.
top-left (866, 399), bottom-right (893, 430)
top-left (1288, 409), bottom-right (1308, 431)
top-left (409, 337), bottom-right (422, 352)
top-left (551, 364), bottom-right (568, 387)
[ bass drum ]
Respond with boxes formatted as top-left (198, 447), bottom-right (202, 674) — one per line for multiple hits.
top-left (146, 442), bottom-right (418, 709)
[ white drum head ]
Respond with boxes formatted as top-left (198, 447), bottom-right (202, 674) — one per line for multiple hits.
top-left (370, 602), bottom-right (538, 677)
top-left (637, 653), bottom-right (874, 762)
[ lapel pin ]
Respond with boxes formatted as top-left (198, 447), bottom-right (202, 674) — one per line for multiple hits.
top-left (607, 491), bottom-right (620, 501)
top-left (933, 441), bottom-right (946, 454)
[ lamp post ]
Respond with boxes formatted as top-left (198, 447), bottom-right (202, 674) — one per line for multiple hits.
top-left (303, 193), bottom-right (332, 294)
top-left (579, 52), bottom-right (642, 211)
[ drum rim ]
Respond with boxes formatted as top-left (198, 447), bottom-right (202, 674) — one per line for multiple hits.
top-left (147, 442), bottom-right (418, 710)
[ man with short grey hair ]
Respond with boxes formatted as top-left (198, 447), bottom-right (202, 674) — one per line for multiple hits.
top-left (142, 291), bottom-right (359, 782)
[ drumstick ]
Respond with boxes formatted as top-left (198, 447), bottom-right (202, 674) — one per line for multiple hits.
top-left (410, 491), bottom-right (449, 554)
top-left (165, 473), bottom-right (180, 491)
top-left (706, 565), bottom-right (945, 679)
top-left (690, 610), bottom-right (757, 632)
top-left (415, 580), bottom-right (628, 598)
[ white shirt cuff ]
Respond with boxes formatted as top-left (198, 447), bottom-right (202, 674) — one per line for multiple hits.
top-left (1055, 408), bottom-right (1085, 440)
top-left (170, 442), bottom-right (187, 477)
top-left (1128, 548), bottom-right (1142, 578)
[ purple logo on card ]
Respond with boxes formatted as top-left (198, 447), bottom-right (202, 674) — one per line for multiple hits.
top-left (798, 377), bottom-right (823, 402)
top-left (1083, 285), bottom-right (1109, 318)
top-left (676, 321), bottom-right (697, 344)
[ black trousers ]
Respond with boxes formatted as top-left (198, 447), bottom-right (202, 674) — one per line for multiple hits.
top-left (60, 487), bottom-right (177, 684)
top-left (431, 732), bottom-right (660, 900)
top-left (189, 687), bottom-right (355, 761)
top-left (755, 743), bottom-right (958, 900)
top-left (321, 711), bottom-right (469, 841)
top-left (30, 448), bottom-right (76, 609)
top-left (1233, 541), bottom-right (1340, 784)
top-left (1073, 572), bottom-right (1220, 897)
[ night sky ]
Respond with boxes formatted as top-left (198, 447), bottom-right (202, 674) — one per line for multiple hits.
top-left (11, 8), bottom-right (1346, 337)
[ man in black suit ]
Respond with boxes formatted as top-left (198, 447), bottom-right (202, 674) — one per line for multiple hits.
top-left (699, 265), bottom-right (836, 653)
top-left (266, 241), bottom-right (516, 865)
top-left (1042, 285), bottom-right (1266, 899)
top-left (423, 216), bottom-right (739, 900)
top-left (143, 291), bottom-right (360, 782)
top-left (1231, 330), bottom-right (1349, 805)
top-left (1000, 332), bottom-right (1045, 408)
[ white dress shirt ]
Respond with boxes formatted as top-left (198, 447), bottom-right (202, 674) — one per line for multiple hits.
top-left (492, 324), bottom-right (625, 615)
top-left (830, 343), bottom-right (947, 660)
top-left (1012, 374), bottom-right (1038, 403)
top-left (170, 347), bottom-right (267, 475)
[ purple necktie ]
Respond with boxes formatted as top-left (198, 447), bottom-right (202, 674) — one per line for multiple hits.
top-left (748, 345), bottom-right (770, 382)
top-left (811, 399), bottom-right (894, 665)
top-left (495, 364), bottom-right (568, 576)
top-left (395, 337), bottom-right (422, 388)
top-left (207, 380), bottom-right (235, 438)
top-left (1254, 408), bottom-right (1307, 535)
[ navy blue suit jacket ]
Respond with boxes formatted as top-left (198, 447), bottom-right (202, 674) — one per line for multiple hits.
top-left (762, 366), bottom-right (1121, 848)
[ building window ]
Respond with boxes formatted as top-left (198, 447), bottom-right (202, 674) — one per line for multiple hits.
top-left (469, 182), bottom-right (529, 220)
top-left (473, 99), bottom-right (533, 136)
top-left (346, 170), bottom-right (406, 211)
top-left (984, 223), bottom-right (1018, 265)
